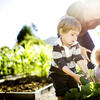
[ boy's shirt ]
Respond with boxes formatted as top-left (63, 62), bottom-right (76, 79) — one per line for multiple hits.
top-left (49, 38), bottom-right (84, 75)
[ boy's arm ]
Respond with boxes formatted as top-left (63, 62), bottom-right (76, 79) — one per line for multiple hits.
top-left (52, 43), bottom-right (82, 84)
top-left (62, 66), bottom-right (82, 84)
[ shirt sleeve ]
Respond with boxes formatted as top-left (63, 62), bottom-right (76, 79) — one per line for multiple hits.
top-left (52, 45), bottom-right (67, 69)
top-left (72, 43), bottom-right (84, 63)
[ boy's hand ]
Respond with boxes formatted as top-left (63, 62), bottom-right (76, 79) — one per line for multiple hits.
top-left (73, 74), bottom-right (82, 85)
top-left (85, 72), bottom-right (90, 79)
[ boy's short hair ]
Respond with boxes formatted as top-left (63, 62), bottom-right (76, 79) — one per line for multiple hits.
top-left (91, 48), bottom-right (100, 65)
top-left (57, 16), bottom-right (81, 34)
top-left (95, 49), bottom-right (100, 65)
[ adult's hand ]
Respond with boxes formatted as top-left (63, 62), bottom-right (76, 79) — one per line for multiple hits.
top-left (80, 46), bottom-right (92, 62)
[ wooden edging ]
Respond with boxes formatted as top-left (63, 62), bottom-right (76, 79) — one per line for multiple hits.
top-left (34, 83), bottom-right (53, 93)
top-left (0, 79), bottom-right (5, 83)
top-left (0, 83), bottom-right (54, 100)
top-left (0, 74), bottom-right (29, 83)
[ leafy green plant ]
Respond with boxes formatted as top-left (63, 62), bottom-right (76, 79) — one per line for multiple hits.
top-left (63, 88), bottom-right (80, 100)
top-left (63, 82), bottom-right (100, 100)
top-left (80, 75), bottom-right (90, 85)
top-left (0, 42), bottom-right (52, 78)
top-left (0, 47), bottom-right (15, 76)
top-left (0, 24), bottom-right (52, 78)
top-left (64, 65), bottom-right (100, 100)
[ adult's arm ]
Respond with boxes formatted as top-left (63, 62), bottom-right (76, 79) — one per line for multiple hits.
top-left (80, 45), bottom-right (91, 62)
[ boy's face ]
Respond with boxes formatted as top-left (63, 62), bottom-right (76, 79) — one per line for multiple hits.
top-left (60, 30), bottom-right (79, 47)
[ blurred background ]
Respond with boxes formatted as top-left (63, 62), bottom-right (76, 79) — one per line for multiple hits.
top-left (0, 0), bottom-right (99, 48)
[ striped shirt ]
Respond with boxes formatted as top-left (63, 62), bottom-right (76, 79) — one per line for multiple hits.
top-left (49, 38), bottom-right (84, 75)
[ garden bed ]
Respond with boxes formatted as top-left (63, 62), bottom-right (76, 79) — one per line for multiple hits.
top-left (0, 76), bottom-right (57, 100)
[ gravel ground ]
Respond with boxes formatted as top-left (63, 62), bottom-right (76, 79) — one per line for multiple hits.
top-left (35, 84), bottom-right (57, 100)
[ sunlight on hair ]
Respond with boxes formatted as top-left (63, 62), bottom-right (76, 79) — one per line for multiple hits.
top-left (91, 46), bottom-right (100, 66)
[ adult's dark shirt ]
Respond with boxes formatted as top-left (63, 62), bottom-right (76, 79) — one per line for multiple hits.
top-left (78, 32), bottom-right (95, 69)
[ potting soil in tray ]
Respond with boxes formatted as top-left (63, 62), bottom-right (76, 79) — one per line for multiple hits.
top-left (0, 76), bottom-right (52, 92)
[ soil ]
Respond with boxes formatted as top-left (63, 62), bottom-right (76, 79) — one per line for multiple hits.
top-left (0, 76), bottom-right (52, 92)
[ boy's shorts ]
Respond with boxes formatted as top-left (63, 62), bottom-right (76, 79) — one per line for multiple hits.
top-left (49, 73), bottom-right (79, 97)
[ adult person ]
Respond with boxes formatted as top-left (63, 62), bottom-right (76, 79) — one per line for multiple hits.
top-left (66, 1), bottom-right (100, 69)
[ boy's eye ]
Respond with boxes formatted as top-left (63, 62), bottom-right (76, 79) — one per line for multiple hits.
top-left (71, 33), bottom-right (79, 37)
top-left (71, 33), bottom-right (74, 36)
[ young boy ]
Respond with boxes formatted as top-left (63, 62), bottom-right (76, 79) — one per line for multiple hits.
top-left (49, 16), bottom-right (90, 100)
top-left (91, 48), bottom-right (100, 82)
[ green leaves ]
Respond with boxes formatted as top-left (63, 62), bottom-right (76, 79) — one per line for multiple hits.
top-left (0, 42), bottom-right (52, 78)
top-left (80, 75), bottom-right (90, 85)
top-left (64, 82), bottom-right (100, 100)
top-left (89, 69), bottom-right (95, 79)
top-left (64, 88), bottom-right (80, 100)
